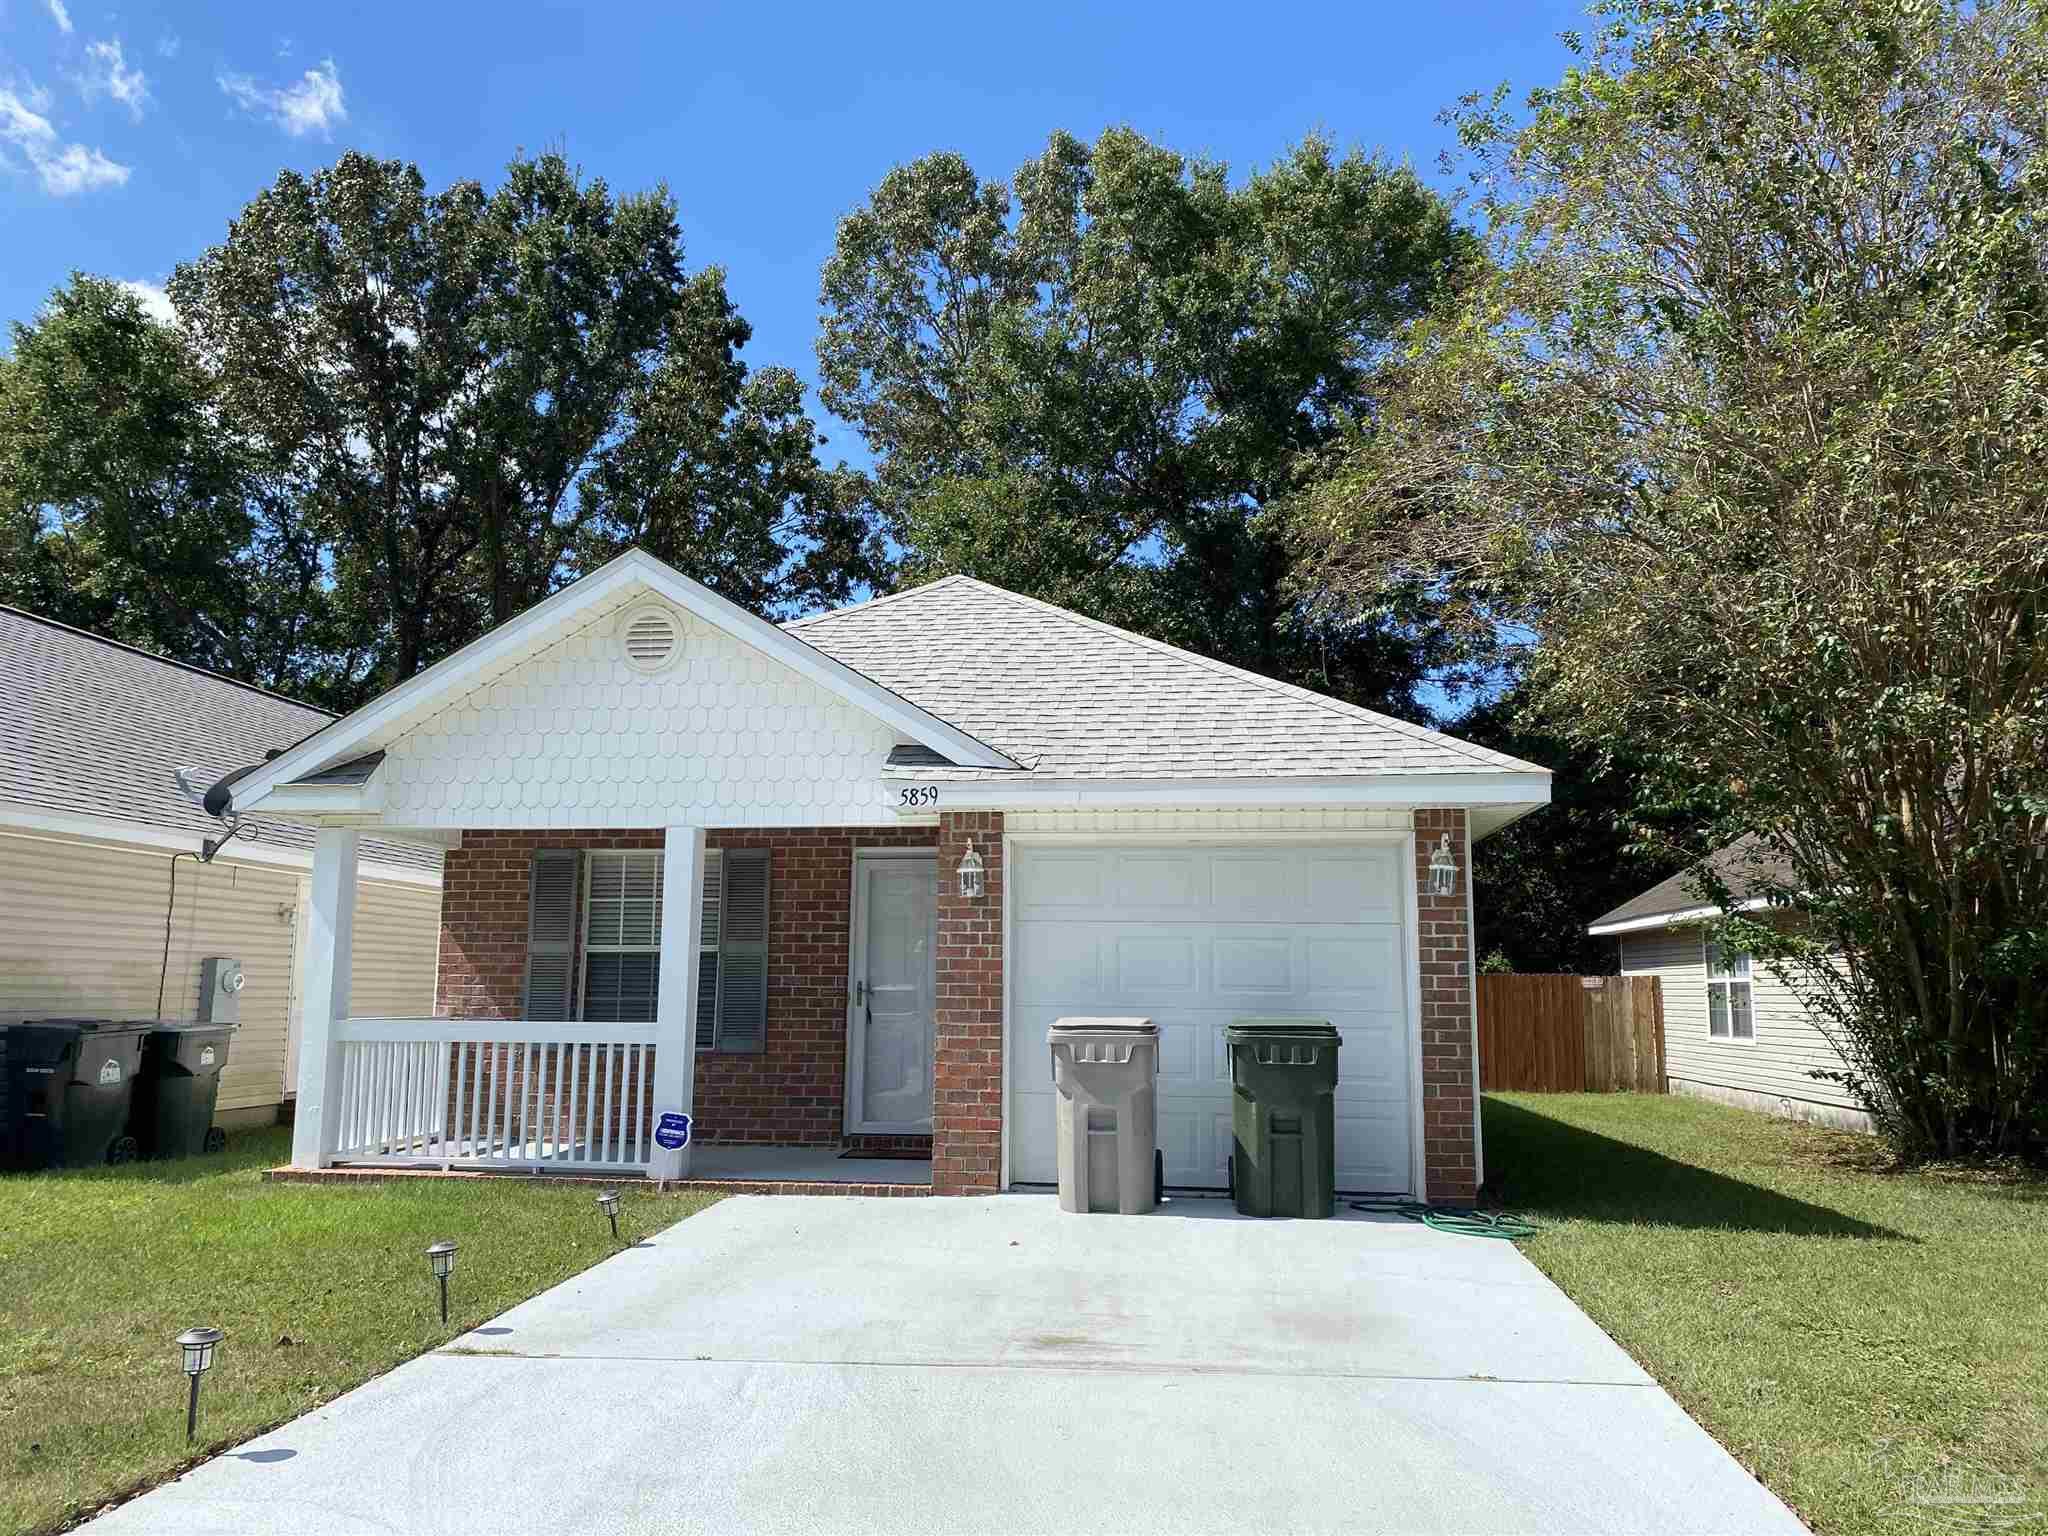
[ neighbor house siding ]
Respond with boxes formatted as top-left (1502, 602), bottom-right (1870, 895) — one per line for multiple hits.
top-left (0, 830), bottom-right (441, 1118)
top-left (1619, 922), bottom-right (1869, 1129)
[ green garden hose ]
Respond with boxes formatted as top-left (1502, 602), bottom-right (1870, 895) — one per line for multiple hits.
top-left (1348, 1198), bottom-right (1539, 1240)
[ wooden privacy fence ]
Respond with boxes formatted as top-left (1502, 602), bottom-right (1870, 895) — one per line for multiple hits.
top-left (1477, 974), bottom-right (1666, 1093)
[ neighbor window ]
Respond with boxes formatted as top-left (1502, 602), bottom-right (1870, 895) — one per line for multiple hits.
top-left (1705, 940), bottom-right (1754, 1040)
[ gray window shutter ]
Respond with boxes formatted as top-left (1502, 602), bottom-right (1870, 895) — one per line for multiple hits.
top-left (714, 848), bottom-right (769, 1053)
top-left (522, 850), bottom-right (581, 1021)
top-left (696, 853), bottom-right (721, 1049)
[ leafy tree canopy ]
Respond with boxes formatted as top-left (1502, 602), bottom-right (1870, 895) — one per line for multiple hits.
top-left (0, 275), bottom-right (330, 689)
top-left (1294, 0), bottom-right (2048, 1160)
top-left (818, 126), bottom-right (1481, 716)
top-left (160, 149), bottom-right (870, 704)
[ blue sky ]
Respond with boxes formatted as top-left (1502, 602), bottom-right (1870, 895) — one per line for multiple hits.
top-left (3, 0), bottom-right (1586, 465)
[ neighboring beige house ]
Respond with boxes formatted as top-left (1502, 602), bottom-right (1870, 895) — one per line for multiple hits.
top-left (1589, 837), bottom-right (1871, 1132)
top-left (1, 606), bottom-right (443, 1132)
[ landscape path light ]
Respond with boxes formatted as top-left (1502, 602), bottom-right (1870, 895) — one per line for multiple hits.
top-left (597, 1188), bottom-right (622, 1243)
top-left (175, 1326), bottom-right (222, 1443)
top-left (426, 1240), bottom-right (458, 1325)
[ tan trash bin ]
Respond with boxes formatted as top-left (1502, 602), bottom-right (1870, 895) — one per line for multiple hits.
top-left (1047, 1017), bottom-right (1160, 1214)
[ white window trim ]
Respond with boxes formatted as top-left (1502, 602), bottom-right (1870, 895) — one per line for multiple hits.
top-left (576, 848), bottom-right (725, 1040)
top-left (1703, 935), bottom-right (1757, 1044)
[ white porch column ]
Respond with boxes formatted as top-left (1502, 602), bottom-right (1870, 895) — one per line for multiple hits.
top-left (649, 825), bottom-right (706, 1180)
top-left (291, 826), bottom-right (358, 1169)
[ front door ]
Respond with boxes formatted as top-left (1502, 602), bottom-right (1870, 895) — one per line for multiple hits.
top-left (846, 851), bottom-right (937, 1134)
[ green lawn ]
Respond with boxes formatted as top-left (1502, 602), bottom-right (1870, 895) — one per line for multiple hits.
top-left (0, 1129), bottom-right (718, 1535)
top-left (1486, 1093), bottom-right (2047, 1536)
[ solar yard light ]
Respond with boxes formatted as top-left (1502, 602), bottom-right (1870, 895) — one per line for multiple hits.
top-left (175, 1326), bottom-right (222, 1442)
top-left (597, 1188), bottom-right (622, 1243)
top-left (426, 1240), bottom-right (458, 1324)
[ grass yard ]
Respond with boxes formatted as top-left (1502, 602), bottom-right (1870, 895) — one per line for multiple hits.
top-left (0, 1129), bottom-right (719, 1535)
top-left (1486, 1093), bottom-right (2047, 1536)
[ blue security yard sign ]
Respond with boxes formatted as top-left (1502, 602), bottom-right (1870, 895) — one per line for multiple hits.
top-left (654, 1112), bottom-right (692, 1151)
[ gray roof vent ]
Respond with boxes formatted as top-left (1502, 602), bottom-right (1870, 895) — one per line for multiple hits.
top-left (619, 604), bottom-right (682, 674)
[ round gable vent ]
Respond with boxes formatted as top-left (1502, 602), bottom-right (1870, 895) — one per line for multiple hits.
top-left (619, 604), bottom-right (682, 674)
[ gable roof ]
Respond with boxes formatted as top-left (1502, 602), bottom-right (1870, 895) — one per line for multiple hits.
top-left (1587, 834), bottom-right (1794, 935)
top-left (0, 606), bottom-right (439, 875)
top-left (788, 575), bottom-right (1545, 783)
top-left (216, 550), bottom-right (1022, 816)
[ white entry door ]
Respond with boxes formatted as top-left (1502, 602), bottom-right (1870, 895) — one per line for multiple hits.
top-left (846, 851), bottom-right (937, 1134)
top-left (1008, 842), bottom-right (1415, 1194)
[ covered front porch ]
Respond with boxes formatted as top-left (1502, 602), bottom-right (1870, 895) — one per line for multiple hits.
top-left (289, 817), bottom-right (984, 1189)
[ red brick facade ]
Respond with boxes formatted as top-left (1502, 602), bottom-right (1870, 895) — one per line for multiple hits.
top-left (931, 812), bottom-right (1005, 1194)
top-left (1414, 808), bottom-right (1479, 1204)
top-left (436, 809), bottom-right (1478, 1200)
top-left (436, 825), bottom-right (935, 1146)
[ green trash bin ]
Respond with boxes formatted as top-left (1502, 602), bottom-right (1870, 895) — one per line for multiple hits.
top-left (134, 1025), bottom-right (236, 1160)
top-left (1225, 1018), bottom-right (1343, 1218)
top-left (3, 1020), bottom-right (150, 1170)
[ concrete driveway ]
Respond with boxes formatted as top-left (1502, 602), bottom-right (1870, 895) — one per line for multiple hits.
top-left (88, 1194), bottom-right (1806, 1535)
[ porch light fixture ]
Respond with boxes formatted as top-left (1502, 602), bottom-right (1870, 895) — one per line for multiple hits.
top-left (175, 1326), bottom-right (222, 1442)
top-left (1426, 833), bottom-right (1459, 898)
top-left (957, 836), bottom-right (986, 901)
top-left (597, 1188), bottom-right (622, 1243)
top-left (426, 1240), bottom-right (458, 1325)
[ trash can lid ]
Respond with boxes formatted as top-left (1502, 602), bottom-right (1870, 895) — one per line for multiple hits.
top-left (1224, 1017), bottom-right (1341, 1040)
top-left (1047, 1016), bottom-right (1156, 1040)
top-left (28, 1017), bottom-right (155, 1032)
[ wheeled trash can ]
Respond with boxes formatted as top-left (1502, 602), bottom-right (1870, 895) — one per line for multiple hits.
top-left (1047, 1017), bottom-right (1160, 1214)
top-left (1225, 1018), bottom-right (1342, 1218)
top-left (0, 1019), bottom-right (151, 1170)
top-left (134, 1024), bottom-right (236, 1159)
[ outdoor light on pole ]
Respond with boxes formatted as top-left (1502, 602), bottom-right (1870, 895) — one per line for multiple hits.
top-left (597, 1188), bottom-right (622, 1243)
top-left (1427, 833), bottom-right (1459, 898)
top-left (426, 1240), bottom-right (458, 1325)
top-left (175, 1327), bottom-right (222, 1443)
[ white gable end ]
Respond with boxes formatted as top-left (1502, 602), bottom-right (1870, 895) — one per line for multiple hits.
top-left (376, 599), bottom-right (905, 829)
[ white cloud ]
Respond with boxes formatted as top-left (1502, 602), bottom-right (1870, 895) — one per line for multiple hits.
top-left (0, 84), bottom-right (131, 196)
top-left (158, 35), bottom-right (181, 59)
top-left (118, 279), bottom-right (176, 324)
top-left (79, 38), bottom-right (150, 120)
top-left (218, 58), bottom-right (345, 139)
top-left (46, 0), bottom-right (73, 35)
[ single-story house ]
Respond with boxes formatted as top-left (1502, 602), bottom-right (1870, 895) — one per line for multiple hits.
top-left (1, 605), bottom-right (444, 1133)
top-left (1589, 836), bottom-right (1871, 1131)
top-left (208, 550), bottom-right (1552, 1200)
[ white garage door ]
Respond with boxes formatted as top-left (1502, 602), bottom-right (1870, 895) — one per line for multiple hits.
top-left (1008, 842), bottom-right (1414, 1195)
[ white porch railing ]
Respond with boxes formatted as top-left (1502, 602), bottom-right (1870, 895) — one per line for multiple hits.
top-left (329, 1018), bottom-right (660, 1173)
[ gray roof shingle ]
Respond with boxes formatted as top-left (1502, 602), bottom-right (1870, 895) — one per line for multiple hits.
top-left (1589, 835), bottom-right (1794, 930)
top-left (788, 576), bottom-right (1545, 783)
top-left (0, 607), bottom-right (439, 875)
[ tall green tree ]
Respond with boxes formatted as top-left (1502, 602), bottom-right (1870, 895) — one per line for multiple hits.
top-left (1294, 0), bottom-right (2048, 1160)
top-left (0, 276), bottom-right (327, 687)
top-left (170, 150), bottom-right (865, 702)
top-left (818, 127), bottom-right (1480, 715)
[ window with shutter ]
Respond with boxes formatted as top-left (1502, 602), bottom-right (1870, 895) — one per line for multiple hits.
top-left (581, 851), bottom-right (665, 1024)
top-left (572, 849), bottom-right (743, 1047)
top-left (715, 848), bottom-right (770, 1053)
top-left (522, 851), bottom-right (582, 1021)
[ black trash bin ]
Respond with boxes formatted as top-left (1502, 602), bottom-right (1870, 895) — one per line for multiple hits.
top-left (1224, 1018), bottom-right (1343, 1218)
top-left (133, 1024), bottom-right (236, 1159)
top-left (0, 1019), bottom-right (150, 1170)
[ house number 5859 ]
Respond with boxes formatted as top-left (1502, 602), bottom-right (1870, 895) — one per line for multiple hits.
top-left (898, 786), bottom-right (940, 807)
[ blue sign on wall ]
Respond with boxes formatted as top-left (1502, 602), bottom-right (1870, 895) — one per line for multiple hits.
top-left (654, 1112), bottom-right (692, 1150)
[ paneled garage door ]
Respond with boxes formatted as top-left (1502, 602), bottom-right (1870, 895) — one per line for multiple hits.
top-left (1008, 842), bottom-right (1414, 1194)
